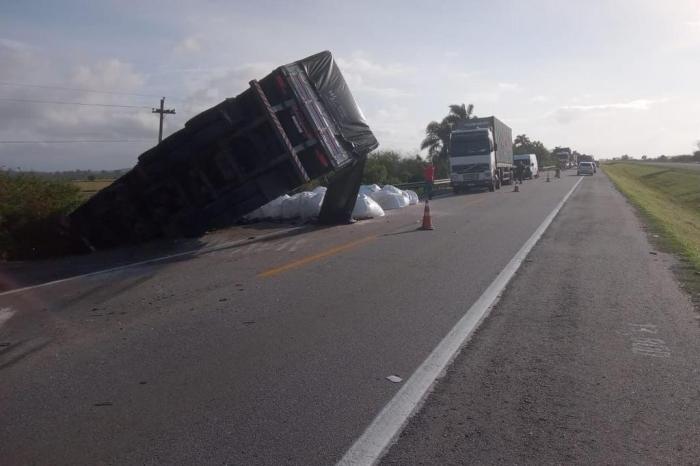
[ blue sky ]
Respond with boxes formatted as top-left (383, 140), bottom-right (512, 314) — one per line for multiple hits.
top-left (1, 0), bottom-right (699, 170)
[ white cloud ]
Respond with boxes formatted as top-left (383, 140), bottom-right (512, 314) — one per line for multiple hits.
top-left (174, 36), bottom-right (201, 54)
top-left (0, 41), bottom-right (155, 170)
top-left (336, 53), bottom-right (414, 101)
top-left (72, 59), bottom-right (145, 92)
top-left (336, 53), bottom-right (413, 79)
top-left (561, 98), bottom-right (665, 112)
top-left (552, 98), bottom-right (668, 124)
top-left (497, 82), bottom-right (520, 91)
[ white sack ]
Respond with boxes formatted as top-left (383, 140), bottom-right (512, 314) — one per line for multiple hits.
top-left (359, 184), bottom-right (381, 195)
top-left (405, 190), bottom-right (419, 205)
top-left (244, 194), bottom-right (289, 220)
top-left (298, 190), bottom-right (325, 220)
top-left (281, 193), bottom-right (303, 219)
top-left (370, 187), bottom-right (410, 210)
top-left (352, 194), bottom-right (385, 219)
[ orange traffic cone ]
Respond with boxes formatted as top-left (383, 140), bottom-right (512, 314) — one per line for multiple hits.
top-left (420, 200), bottom-right (434, 230)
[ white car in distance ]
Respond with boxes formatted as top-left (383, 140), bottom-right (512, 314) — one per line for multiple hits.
top-left (577, 161), bottom-right (595, 176)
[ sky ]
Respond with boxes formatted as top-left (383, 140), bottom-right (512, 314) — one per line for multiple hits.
top-left (1, 0), bottom-right (699, 171)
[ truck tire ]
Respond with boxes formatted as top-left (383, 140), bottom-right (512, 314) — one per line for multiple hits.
top-left (489, 178), bottom-right (496, 192)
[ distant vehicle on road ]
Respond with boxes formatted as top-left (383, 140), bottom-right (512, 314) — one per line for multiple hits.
top-left (577, 162), bottom-right (595, 176)
top-left (553, 147), bottom-right (573, 169)
top-left (578, 154), bottom-right (596, 173)
top-left (513, 154), bottom-right (539, 179)
top-left (449, 116), bottom-right (514, 193)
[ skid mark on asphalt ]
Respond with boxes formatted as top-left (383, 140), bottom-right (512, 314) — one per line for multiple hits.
top-left (628, 323), bottom-right (671, 358)
top-left (0, 307), bottom-right (15, 329)
top-left (258, 235), bottom-right (377, 278)
top-left (225, 237), bottom-right (308, 258)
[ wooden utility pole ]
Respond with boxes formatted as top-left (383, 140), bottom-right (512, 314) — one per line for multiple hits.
top-left (152, 97), bottom-right (175, 144)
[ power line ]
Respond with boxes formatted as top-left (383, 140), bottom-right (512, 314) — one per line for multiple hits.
top-left (0, 80), bottom-right (170, 99)
top-left (0, 139), bottom-right (153, 144)
top-left (0, 97), bottom-right (152, 109)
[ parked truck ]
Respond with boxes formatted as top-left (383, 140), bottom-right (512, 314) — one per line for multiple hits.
top-left (449, 116), bottom-right (513, 193)
top-left (553, 147), bottom-right (573, 169)
top-left (68, 51), bottom-right (378, 251)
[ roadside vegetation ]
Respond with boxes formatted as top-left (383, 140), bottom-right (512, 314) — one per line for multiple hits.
top-left (0, 170), bottom-right (83, 260)
top-left (603, 163), bottom-right (700, 285)
top-left (362, 150), bottom-right (426, 185)
top-left (72, 179), bottom-right (115, 199)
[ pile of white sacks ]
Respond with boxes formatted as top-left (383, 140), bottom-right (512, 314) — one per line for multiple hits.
top-left (245, 184), bottom-right (419, 222)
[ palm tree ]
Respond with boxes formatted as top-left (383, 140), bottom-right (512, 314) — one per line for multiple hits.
top-left (420, 103), bottom-right (476, 167)
top-left (444, 103), bottom-right (475, 126)
top-left (420, 121), bottom-right (449, 164)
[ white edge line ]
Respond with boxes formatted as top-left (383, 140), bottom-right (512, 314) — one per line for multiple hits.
top-left (0, 227), bottom-right (304, 298)
top-left (338, 177), bottom-right (583, 466)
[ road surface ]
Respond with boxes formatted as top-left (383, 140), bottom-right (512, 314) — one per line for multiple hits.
top-left (1, 172), bottom-right (697, 465)
top-left (383, 173), bottom-right (700, 464)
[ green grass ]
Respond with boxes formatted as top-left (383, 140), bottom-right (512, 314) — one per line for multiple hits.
top-left (0, 171), bottom-right (84, 259)
top-left (603, 162), bottom-right (700, 272)
top-left (72, 179), bottom-right (114, 198)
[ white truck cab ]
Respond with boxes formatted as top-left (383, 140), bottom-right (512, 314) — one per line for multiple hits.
top-left (449, 116), bottom-right (513, 193)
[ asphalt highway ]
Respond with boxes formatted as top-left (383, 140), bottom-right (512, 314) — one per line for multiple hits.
top-left (383, 173), bottom-right (700, 464)
top-left (1, 172), bottom-right (696, 465)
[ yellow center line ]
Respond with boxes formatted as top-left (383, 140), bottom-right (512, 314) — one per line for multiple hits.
top-left (257, 235), bottom-right (378, 278)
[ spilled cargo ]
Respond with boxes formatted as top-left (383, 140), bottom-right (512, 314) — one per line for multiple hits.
top-left (69, 51), bottom-right (378, 250)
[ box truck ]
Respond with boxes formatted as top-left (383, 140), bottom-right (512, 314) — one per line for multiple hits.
top-left (449, 116), bottom-right (513, 193)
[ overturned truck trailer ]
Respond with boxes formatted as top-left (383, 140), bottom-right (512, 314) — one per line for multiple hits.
top-left (69, 51), bottom-right (378, 250)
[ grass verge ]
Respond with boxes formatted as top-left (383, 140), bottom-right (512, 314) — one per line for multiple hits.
top-left (603, 162), bottom-right (700, 305)
top-left (0, 171), bottom-right (84, 260)
top-left (72, 179), bottom-right (114, 199)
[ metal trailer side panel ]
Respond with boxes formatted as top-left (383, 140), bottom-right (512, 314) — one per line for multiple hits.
top-left (491, 116), bottom-right (513, 166)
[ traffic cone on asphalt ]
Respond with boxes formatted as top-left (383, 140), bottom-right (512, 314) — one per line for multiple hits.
top-left (513, 183), bottom-right (519, 192)
top-left (420, 199), bottom-right (434, 230)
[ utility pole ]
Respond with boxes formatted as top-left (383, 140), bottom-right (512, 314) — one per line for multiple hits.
top-left (152, 97), bottom-right (175, 144)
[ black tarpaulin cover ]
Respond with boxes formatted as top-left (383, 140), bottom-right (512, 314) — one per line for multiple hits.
top-left (288, 50), bottom-right (379, 156)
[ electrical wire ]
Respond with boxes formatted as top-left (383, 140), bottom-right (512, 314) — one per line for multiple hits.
top-left (0, 139), bottom-right (153, 144)
top-left (0, 97), bottom-right (153, 109)
top-left (0, 80), bottom-right (169, 99)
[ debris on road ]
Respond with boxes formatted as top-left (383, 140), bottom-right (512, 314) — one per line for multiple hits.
top-left (244, 184), bottom-right (418, 223)
top-left (386, 375), bottom-right (403, 383)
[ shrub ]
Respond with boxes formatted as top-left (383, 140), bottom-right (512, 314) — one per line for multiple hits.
top-left (0, 171), bottom-right (83, 260)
